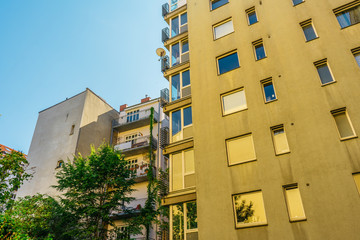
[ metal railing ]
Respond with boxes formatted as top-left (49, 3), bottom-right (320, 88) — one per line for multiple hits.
top-left (160, 88), bottom-right (169, 103)
top-left (112, 109), bottom-right (159, 128)
top-left (114, 135), bottom-right (157, 152)
top-left (161, 56), bottom-right (170, 73)
top-left (162, 27), bottom-right (170, 43)
top-left (160, 127), bottom-right (169, 149)
top-left (162, 3), bottom-right (169, 17)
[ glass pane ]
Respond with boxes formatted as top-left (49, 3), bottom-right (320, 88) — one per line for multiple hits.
top-left (171, 153), bottom-right (183, 191)
top-left (336, 12), bottom-right (351, 28)
top-left (172, 43), bottom-right (180, 66)
top-left (172, 204), bottom-right (184, 240)
top-left (355, 54), bottom-right (360, 67)
top-left (214, 20), bottom-right (234, 39)
top-left (186, 202), bottom-right (198, 230)
top-left (183, 106), bottom-right (192, 126)
top-left (263, 82), bottom-right (276, 102)
top-left (218, 52), bottom-right (240, 74)
top-left (184, 149), bottom-right (195, 174)
top-left (233, 191), bottom-right (267, 226)
top-left (285, 187), bottom-right (306, 221)
top-left (255, 44), bottom-right (266, 60)
top-left (336, 6), bottom-right (360, 28)
top-left (171, 17), bottom-right (179, 37)
top-left (334, 112), bottom-right (355, 138)
top-left (182, 70), bottom-right (190, 87)
top-left (172, 110), bottom-right (182, 137)
top-left (171, 74), bottom-right (181, 101)
top-left (292, 0), bottom-right (303, 6)
top-left (317, 64), bottom-right (334, 85)
top-left (303, 25), bottom-right (317, 41)
top-left (273, 128), bottom-right (290, 154)
top-left (227, 134), bottom-right (256, 165)
top-left (211, 0), bottom-right (229, 10)
top-left (182, 41), bottom-right (189, 53)
top-left (222, 90), bottom-right (247, 115)
top-left (248, 12), bottom-right (258, 25)
top-left (181, 12), bottom-right (188, 25)
top-left (353, 173), bottom-right (360, 194)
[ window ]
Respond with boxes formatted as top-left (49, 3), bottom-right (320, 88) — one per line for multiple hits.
top-left (213, 19), bottom-right (234, 40)
top-left (292, 0), bottom-right (304, 6)
top-left (170, 149), bottom-right (195, 191)
top-left (170, 201), bottom-right (198, 240)
top-left (253, 39), bottom-right (266, 60)
top-left (233, 191), bottom-right (267, 228)
top-left (300, 19), bottom-right (318, 41)
top-left (211, 0), bottom-right (229, 10)
top-left (117, 226), bottom-right (130, 240)
top-left (353, 173), bottom-right (360, 195)
top-left (246, 7), bottom-right (258, 25)
top-left (331, 108), bottom-right (356, 140)
top-left (171, 12), bottom-right (188, 37)
top-left (271, 125), bottom-right (290, 155)
top-left (70, 124), bottom-right (75, 135)
top-left (170, 0), bottom-right (186, 11)
top-left (126, 159), bottom-right (138, 170)
top-left (261, 78), bottom-right (277, 103)
top-left (125, 133), bottom-right (139, 145)
top-left (226, 134), bottom-right (256, 166)
top-left (284, 185), bottom-right (306, 221)
top-left (334, 2), bottom-right (360, 28)
top-left (171, 39), bottom-right (189, 66)
top-left (217, 51), bottom-right (240, 75)
top-left (170, 69), bottom-right (191, 101)
top-left (126, 110), bottom-right (139, 122)
top-left (221, 88), bottom-right (247, 115)
top-left (351, 47), bottom-right (360, 67)
top-left (171, 106), bottom-right (193, 142)
top-left (56, 160), bottom-right (64, 169)
top-left (314, 59), bottom-right (335, 85)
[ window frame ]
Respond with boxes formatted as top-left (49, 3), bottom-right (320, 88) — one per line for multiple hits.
top-left (352, 172), bottom-right (360, 196)
top-left (261, 77), bottom-right (277, 103)
top-left (216, 50), bottom-right (240, 75)
top-left (213, 18), bottom-right (234, 40)
top-left (210, 0), bottom-right (229, 11)
top-left (351, 47), bottom-right (360, 68)
top-left (331, 108), bottom-right (357, 141)
top-left (169, 201), bottom-right (198, 240)
top-left (300, 19), bottom-right (318, 42)
top-left (169, 68), bottom-right (191, 102)
top-left (283, 184), bottom-right (307, 222)
top-left (246, 7), bottom-right (258, 25)
top-left (271, 124), bottom-right (291, 155)
top-left (252, 39), bottom-right (267, 61)
top-left (170, 11), bottom-right (188, 38)
top-left (126, 110), bottom-right (140, 123)
top-left (292, 0), bottom-right (304, 6)
top-left (169, 148), bottom-right (195, 192)
top-left (225, 133), bottom-right (257, 166)
top-left (170, 105), bottom-right (193, 143)
top-left (313, 59), bottom-right (336, 86)
top-left (334, 1), bottom-right (360, 29)
top-left (220, 87), bottom-right (248, 116)
top-left (170, 38), bottom-right (190, 66)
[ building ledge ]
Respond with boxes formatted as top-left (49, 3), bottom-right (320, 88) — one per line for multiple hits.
top-left (163, 138), bottom-right (194, 155)
top-left (164, 95), bottom-right (192, 114)
top-left (164, 31), bottom-right (188, 50)
top-left (164, 4), bottom-right (187, 23)
top-left (162, 188), bottom-right (196, 206)
top-left (163, 61), bottom-right (190, 79)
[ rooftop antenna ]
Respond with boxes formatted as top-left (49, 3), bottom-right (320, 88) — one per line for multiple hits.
top-left (156, 48), bottom-right (166, 61)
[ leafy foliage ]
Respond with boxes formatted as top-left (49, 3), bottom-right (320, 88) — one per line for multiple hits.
top-left (235, 198), bottom-right (255, 223)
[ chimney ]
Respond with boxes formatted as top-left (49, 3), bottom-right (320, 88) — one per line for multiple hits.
top-left (120, 104), bottom-right (127, 112)
top-left (141, 95), bottom-right (151, 103)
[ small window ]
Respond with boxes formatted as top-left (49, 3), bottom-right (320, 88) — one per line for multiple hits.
top-left (300, 19), bottom-right (318, 41)
top-left (56, 160), bottom-right (64, 169)
top-left (261, 78), bottom-right (277, 103)
top-left (292, 0), bottom-right (304, 6)
top-left (126, 110), bottom-right (140, 122)
top-left (331, 108), bottom-right (356, 140)
top-left (351, 47), bottom-right (360, 68)
top-left (170, 69), bottom-right (191, 102)
top-left (271, 125), bottom-right (290, 155)
top-left (170, 12), bottom-right (188, 38)
top-left (70, 124), bottom-right (75, 135)
top-left (170, 149), bottom-right (195, 191)
top-left (213, 19), bottom-right (234, 40)
top-left (221, 88), bottom-right (247, 115)
top-left (314, 59), bottom-right (335, 85)
top-left (246, 7), bottom-right (258, 25)
top-left (171, 106), bottom-right (193, 142)
top-left (353, 173), bottom-right (360, 195)
top-left (253, 39), bottom-right (266, 60)
top-left (211, 0), bottom-right (229, 10)
top-left (334, 2), bottom-right (360, 28)
top-left (284, 185), bottom-right (306, 221)
top-left (226, 134), bottom-right (256, 166)
top-left (171, 39), bottom-right (190, 66)
top-left (217, 51), bottom-right (240, 75)
top-left (233, 191), bottom-right (267, 228)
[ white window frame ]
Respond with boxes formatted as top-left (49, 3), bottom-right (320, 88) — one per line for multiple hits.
top-left (169, 149), bottom-right (195, 192)
top-left (169, 201), bottom-right (198, 240)
top-left (126, 110), bottom-right (140, 123)
top-left (170, 105), bottom-right (193, 143)
top-left (170, 68), bottom-right (191, 102)
top-left (271, 125), bottom-right (290, 155)
top-left (300, 19), bottom-right (318, 42)
top-left (213, 18), bottom-right (234, 40)
top-left (221, 88), bottom-right (247, 116)
top-left (261, 77), bottom-right (277, 103)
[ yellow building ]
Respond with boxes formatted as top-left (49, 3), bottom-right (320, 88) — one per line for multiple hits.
top-left (161, 0), bottom-right (360, 239)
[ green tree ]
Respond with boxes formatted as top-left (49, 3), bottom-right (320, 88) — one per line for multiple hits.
top-left (0, 150), bottom-right (32, 212)
top-left (54, 144), bottom-right (136, 240)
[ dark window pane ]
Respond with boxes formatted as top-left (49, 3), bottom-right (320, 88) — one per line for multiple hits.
top-left (355, 54), bottom-right (360, 67)
top-left (182, 70), bottom-right (190, 87)
top-left (186, 202), bottom-right (198, 230)
top-left (171, 17), bottom-right (179, 37)
top-left (171, 74), bottom-right (181, 101)
top-left (182, 41), bottom-right (189, 53)
top-left (172, 43), bottom-right (180, 66)
top-left (172, 204), bottom-right (184, 240)
top-left (303, 25), bottom-right (317, 41)
top-left (248, 12), bottom-right (258, 25)
top-left (317, 65), bottom-right (334, 85)
top-left (181, 13), bottom-right (187, 25)
top-left (336, 6), bottom-right (360, 28)
top-left (263, 82), bottom-right (276, 102)
top-left (183, 107), bottom-right (192, 126)
top-left (255, 44), bottom-right (266, 60)
top-left (292, 0), bottom-right (303, 6)
top-left (218, 52), bottom-right (240, 74)
top-left (172, 110), bottom-right (182, 136)
top-left (211, 0), bottom-right (229, 10)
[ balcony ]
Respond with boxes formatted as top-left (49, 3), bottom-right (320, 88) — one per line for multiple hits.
top-left (162, 0), bottom-right (187, 18)
top-left (112, 109), bottom-right (159, 132)
top-left (114, 135), bottom-right (157, 156)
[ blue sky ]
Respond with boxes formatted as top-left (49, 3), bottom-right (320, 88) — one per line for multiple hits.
top-left (0, 0), bottom-right (168, 153)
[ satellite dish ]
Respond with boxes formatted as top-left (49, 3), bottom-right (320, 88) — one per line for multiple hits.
top-left (156, 48), bottom-right (166, 57)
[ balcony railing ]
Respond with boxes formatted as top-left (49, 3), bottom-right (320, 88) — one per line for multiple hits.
top-left (162, 27), bottom-right (170, 43)
top-left (161, 56), bottom-right (170, 73)
top-left (162, 0), bottom-right (187, 17)
top-left (160, 127), bottom-right (169, 149)
top-left (114, 135), bottom-right (157, 154)
top-left (112, 109), bottom-right (159, 128)
top-left (160, 88), bottom-right (169, 103)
